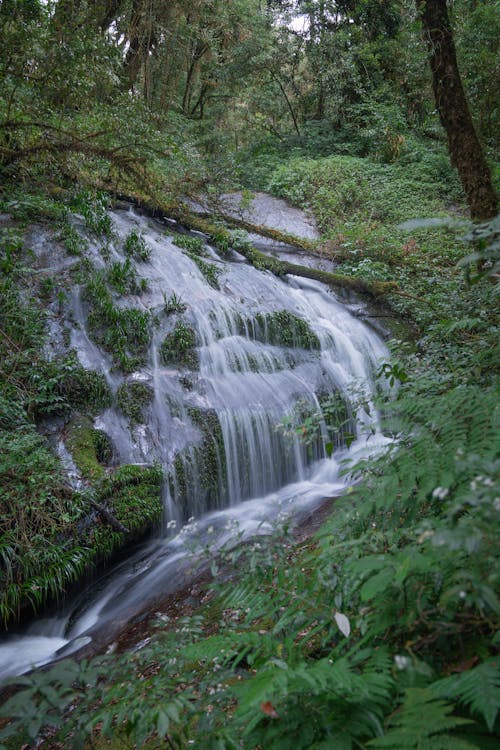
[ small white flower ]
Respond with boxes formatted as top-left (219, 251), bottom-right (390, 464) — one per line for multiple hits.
top-left (432, 487), bottom-right (449, 500)
top-left (394, 655), bottom-right (410, 670)
top-left (459, 591), bottom-right (466, 599)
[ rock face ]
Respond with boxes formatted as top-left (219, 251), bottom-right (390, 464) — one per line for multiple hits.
top-left (218, 192), bottom-right (319, 240)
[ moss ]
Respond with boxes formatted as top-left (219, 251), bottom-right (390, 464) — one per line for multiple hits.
top-left (116, 381), bottom-right (154, 424)
top-left (169, 409), bottom-right (227, 516)
top-left (84, 272), bottom-right (151, 372)
top-left (160, 320), bottom-right (198, 369)
top-left (235, 310), bottom-right (320, 350)
top-left (62, 361), bottom-right (113, 414)
top-left (96, 464), bottom-right (163, 535)
top-left (65, 415), bottom-right (113, 481)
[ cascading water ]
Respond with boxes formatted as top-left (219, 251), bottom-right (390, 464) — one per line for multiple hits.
top-left (0, 203), bottom-right (391, 682)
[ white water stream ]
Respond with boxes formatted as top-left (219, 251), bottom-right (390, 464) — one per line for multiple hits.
top-left (0, 203), bottom-right (391, 682)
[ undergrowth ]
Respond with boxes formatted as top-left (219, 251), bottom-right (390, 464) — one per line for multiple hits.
top-left (1, 287), bottom-right (498, 746)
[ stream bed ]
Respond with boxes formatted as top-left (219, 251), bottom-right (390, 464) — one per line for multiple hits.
top-left (0, 197), bottom-right (391, 682)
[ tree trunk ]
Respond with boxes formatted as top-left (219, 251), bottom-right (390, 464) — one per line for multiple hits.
top-left (416, 0), bottom-right (497, 220)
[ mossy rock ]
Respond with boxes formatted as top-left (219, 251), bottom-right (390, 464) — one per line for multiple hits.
top-left (63, 363), bottom-right (113, 414)
top-left (116, 381), bottom-right (154, 424)
top-left (160, 320), bottom-right (198, 369)
top-left (66, 415), bottom-right (114, 481)
top-left (96, 464), bottom-right (164, 535)
top-left (84, 271), bottom-right (151, 372)
top-left (235, 310), bottom-right (320, 350)
top-left (169, 409), bottom-right (226, 516)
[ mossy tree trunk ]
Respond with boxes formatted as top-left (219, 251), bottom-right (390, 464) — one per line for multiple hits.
top-left (416, 0), bottom-right (497, 220)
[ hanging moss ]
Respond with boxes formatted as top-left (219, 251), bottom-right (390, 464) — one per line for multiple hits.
top-left (160, 320), bottom-right (198, 369)
top-left (234, 309), bottom-right (320, 350)
top-left (169, 408), bottom-right (227, 516)
top-left (116, 381), bottom-right (154, 424)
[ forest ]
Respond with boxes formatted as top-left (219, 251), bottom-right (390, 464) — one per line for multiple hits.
top-left (0, 0), bottom-right (498, 747)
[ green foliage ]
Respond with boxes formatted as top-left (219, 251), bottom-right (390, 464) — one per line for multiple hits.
top-left (172, 230), bottom-right (223, 287)
top-left (173, 234), bottom-right (206, 254)
top-left (107, 258), bottom-right (147, 295)
top-left (187, 250), bottom-right (222, 289)
top-left (96, 464), bottom-right (163, 534)
top-left (432, 659), bottom-right (500, 732)
top-left (368, 689), bottom-right (474, 748)
top-left (163, 292), bottom-right (187, 315)
top-left (234, 309), bottom-right (320, 350)
top-left (124, 229), bottom-right (151, 262)
top-left (0, 427), bottom-right (87, 624)
top-left (71, 190), bottom-right (114, 239)
top-left (279, 391), bottom-right (355, 456)
top-left (116, 381), bottom-right (154, 425)
top-left (160, 320), bottom-right (198, 369)
top-left (256, 310), bottom-right (321, 350)
top-left (84, 272), bottom-right (151, 372)
top-left (55, 221), bottom-right (89, 256)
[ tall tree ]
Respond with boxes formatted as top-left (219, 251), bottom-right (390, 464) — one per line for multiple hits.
top-left (416, 0), bottom-right (497, 220)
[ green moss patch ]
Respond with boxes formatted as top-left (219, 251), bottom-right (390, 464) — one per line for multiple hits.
top-left (84, 272), bottom-right (151, 373)
top-left (66, 415), bottom-right (113, 481)
top-left (160, 320), bottom-right (198, 369)
top-left (170, 408), bottom-right (226, 515)
top-left (235, 309), bottom-right (320, 350)
top-left (116, 381), bottom-right (154, 424)
top-left (95, 464), bottom-right (163, 536)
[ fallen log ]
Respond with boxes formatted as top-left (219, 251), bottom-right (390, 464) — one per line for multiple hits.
top-left (72, 186), bottom-right (400, 299)
top-left (166, 209), bottom-right (398, 298)
top-left (192, 208), bottom-right (319, 254)
top-left (89, 498), bottom-right (130, 534)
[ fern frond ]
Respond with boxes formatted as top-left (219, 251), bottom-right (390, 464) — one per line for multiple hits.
top-left (431, 659), bottom-right (500, 732)
top-left (368, 688), bottom-right (474, 748)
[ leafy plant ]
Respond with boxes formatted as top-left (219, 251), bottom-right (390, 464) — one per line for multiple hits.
top-left (116, 381), bottom-right (154, 424)
top-left (124, 229), bottom-right (151, 262)
top-left (163, 292), bottom-right (187, 315)
top-left (173, 233), bottom-right (206, 254)
top-left (106, 258), bottom-right (146, 295)
top-left (160, 320), bottom-right (198, 369)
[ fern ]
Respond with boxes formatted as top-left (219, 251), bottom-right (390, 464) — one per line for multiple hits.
top-left (368, 688), bottom-right (475, 748)
top-left (431, 659), bottom-right (500, 732)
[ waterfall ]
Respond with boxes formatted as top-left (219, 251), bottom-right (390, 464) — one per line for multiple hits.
top-left (0, 206), bottom-right (391, 681)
